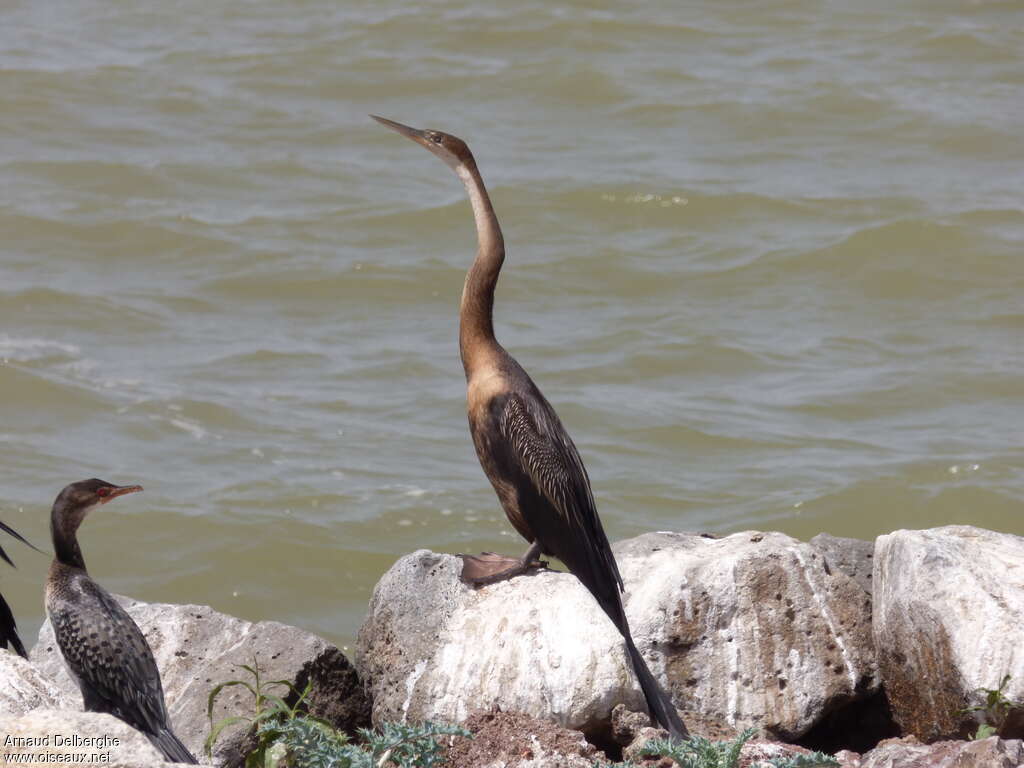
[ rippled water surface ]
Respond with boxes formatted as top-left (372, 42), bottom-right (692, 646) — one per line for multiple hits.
top-left (2, 0), bottom-right (1022, 650)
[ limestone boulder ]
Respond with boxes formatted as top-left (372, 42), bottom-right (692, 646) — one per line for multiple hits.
top-left (616, 531), bottom-right (878, 740)
top-left (873, 526), bottom-right (1024, 742)
top-left (358, 531), bottom-right (877, 741)
top-left (0, 650), bottom-right (74, 715)
top-left (31, 596), bottom-right (369, 766)
top-left (356, 550), bottom-right (645, 735)
top-left (851, 735), bottom-right (1024, 768)
top-left (0, 709), bottom-right (194, 767)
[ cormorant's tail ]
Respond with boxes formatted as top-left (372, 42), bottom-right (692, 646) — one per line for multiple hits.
top-left (147, 728), bottom-right (198, 764)
top-left (623, 632), bottom-right (689, 741)
top-left (0, 591), bottom-right (26, 659)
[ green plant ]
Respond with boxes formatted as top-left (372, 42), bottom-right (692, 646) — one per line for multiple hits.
top-left (256, 716), bottom-right (349, 767)
top-left (205, 658), bottom-right (470, 767)
top-left (640, 728), bottom-right (756, 768)
top-left (258, 718), bottom-right (469, 768)
top-left (205, 656), bottom-right (326, 766)
top-left (960, 673), bottom-right (1024, 739)
top-left (595, 729), bottom-right (837, 768)
top-left (767, 753), bottom-right (839, 768)
top-left (971, 723), bottom-right (998, 740)
top-left (338, 721), bottom-right (471, 768)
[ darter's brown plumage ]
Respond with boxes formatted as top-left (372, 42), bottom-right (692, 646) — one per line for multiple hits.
top-left (46, 479), bottom-right (197, 764)
top-left (0, 518), bottom-right (37, 658)
top-left (372, 116), bottom-right (689, 740)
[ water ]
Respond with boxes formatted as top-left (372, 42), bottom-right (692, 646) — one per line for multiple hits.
top-left (1, 0), bottom-right (1022, 652)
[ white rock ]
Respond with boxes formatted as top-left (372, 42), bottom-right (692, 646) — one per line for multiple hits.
top-left (0, 650), bottom-right (74, 715)
top-left (873, 526), bottom-right (1024, 740)
top-left (358, 531), bottom-right (877, 740)
top-left (356, 550), bottom-right (644, 734)
top-left (0, 709), bottom-right (194, 767)
top-left (855, 735), bottom-right (1024, 768)
top-left (31, 596), bottom-right (368, 765)
top-left (616, 531), bottom-right (877, 739)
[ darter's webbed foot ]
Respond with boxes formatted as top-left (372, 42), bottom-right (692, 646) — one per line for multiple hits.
top-left (459, 551), bottom-right (549, 586)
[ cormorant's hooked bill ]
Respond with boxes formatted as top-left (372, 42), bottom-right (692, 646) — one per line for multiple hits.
top-left (99, 484), bottom-right (143, 501)
top-left (57, 478), bottom-right (142, 508)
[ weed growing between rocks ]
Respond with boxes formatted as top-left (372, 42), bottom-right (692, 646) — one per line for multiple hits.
top-left (763, 755), bottom-right (839, 768)
top-left (597, 728), bottom-right (838, 768)
top-left (205, 656), bottom-right (321, 763)
top-left (959, 674), bottom-right (1024, 740)
top-left (641, 728), bottom-right (755, 768)
top-left (206, 658), bottom-right (469, 767)
top-left (261, 720), bottom-right (471, 768)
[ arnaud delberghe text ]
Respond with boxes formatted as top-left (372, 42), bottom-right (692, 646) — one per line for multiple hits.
top-left (4, 736), bottom-right (121, 749)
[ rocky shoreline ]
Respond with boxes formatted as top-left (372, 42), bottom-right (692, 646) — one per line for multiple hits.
top-left (1, 524), bottom-right (1022, 767)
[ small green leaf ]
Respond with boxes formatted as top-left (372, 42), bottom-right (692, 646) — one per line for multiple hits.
top-left (260, 693), bottom-right (293, 716)
top-left (204, 715), bottom-right (251, 756)
top-left (207, 679), bottom-right (258, 722)
top-left (973, 723), bottom-right (997, 740)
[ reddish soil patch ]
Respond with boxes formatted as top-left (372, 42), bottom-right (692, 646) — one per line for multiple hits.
top-left (445, 709), bottom-right (601, 768)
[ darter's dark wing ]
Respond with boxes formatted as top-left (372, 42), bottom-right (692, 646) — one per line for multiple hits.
top-left (496, 390), bottom-right (625, 619)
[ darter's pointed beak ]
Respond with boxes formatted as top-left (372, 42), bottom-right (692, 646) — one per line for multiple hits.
top-left (371, 115), bottom-right (428, 142)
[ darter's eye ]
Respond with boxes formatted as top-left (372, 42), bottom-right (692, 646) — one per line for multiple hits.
top-left (430, 133), bottom-right (443, 144)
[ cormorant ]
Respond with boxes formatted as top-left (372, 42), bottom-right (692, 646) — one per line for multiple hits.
top-left (1, 518), bottom-right (36, 658)
top-left (46, 479), bottom-right (197, 764)
top-left (372, 116), bottom-right (689, 740)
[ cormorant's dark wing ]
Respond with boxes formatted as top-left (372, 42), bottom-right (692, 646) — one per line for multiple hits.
top-left (0, 591), bottom-right (26, 658)
top-left (51, 581), bottom-right (170, 735)
top-left (498, 391), bottom-right (624, 596)
top-left (0, 518), bottom-right (32, 658)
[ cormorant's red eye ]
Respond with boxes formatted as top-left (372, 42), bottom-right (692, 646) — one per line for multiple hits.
top-left (96, 487), bottom-right (110, 497)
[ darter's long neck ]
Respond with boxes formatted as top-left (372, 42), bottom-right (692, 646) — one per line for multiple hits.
top-left (456, 161), bottom-right (505, 378)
